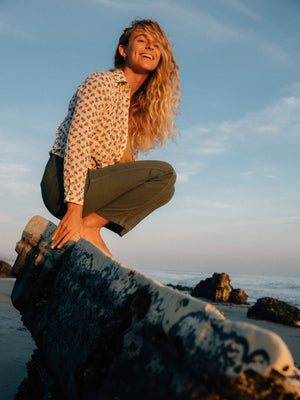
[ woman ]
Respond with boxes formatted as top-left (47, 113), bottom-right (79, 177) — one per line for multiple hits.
top-left (41, 19), bottom-right (180, 258)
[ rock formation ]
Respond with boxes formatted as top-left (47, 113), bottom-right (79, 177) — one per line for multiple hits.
top-left (11, 216), bottom-right (300, 399)
top-left (166, 283), bottom-right (193, 293)
top-left (191, 272), bottom-right (248, 304)
top-left (0, 259), bottom-right (13, 277)
top-left (248, 297), bottom-right (300, 328)
top-left (229, 288), bottom-right (249, 304)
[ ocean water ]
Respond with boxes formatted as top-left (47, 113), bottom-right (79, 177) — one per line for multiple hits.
top-left (136, 268), bottom-right (300, 309)
top-left (2, 257), bottom-right (299, 309)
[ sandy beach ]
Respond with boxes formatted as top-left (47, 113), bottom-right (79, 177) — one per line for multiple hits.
top-left (0, 279), bottom-right (299, 400)
top-left (212, 301), bottom-right (300, 366)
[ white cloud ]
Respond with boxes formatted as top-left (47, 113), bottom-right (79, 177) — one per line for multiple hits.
top-left (233, 96), bottom-right (300, 138)
top-left (187, 92), bottom-right (300, 157)
top-left (239, 167), bottom-right (277, 180)
top-left (104, 0), bottom-right (288, 62)
top-left (171, 193), bottom-right (300, 229)
top-left (257, 39), bottom-right (291, 65)
top-left (172, 161), bottom-right (205, 183)
top-left (0, 162), bottom-right (37, 196)
top-left (94, 0), bottom-right (242, 42)
top-left (223, 0), bottom-right (261, 21)
top-left (194, 137), bottom-right (228, 155)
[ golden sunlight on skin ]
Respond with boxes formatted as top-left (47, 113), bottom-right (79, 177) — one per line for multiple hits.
top-left (119, 30), bottom-right (162, 94)
top-left (82, 213), bottom-right (113, 257)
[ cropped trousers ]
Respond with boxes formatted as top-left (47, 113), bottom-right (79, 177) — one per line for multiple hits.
top-left (40, 154), bottom-right (176, 236)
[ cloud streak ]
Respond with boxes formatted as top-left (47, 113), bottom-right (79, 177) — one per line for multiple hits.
top-left (94, 0), bottom-right (243, 42)
top-left (94, 0), bottom-right (290, 64)
top-left (173, 161), bottom-right (206, 183)
top-left (187, 91), bottom-right (300, 158)
top-left (0, 162), bottom-right (37, 196)
top-left (223, 0), bottom-right (262, 21)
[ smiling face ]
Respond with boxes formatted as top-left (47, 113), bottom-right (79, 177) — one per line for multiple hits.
top-left (119, 29), bottom-right (162, 75)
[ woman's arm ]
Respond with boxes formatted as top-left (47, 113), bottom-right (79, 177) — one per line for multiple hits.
top-left (52, 75), bottom-right (103, 249)
top-left (51, 203), bottom-right (84, 249)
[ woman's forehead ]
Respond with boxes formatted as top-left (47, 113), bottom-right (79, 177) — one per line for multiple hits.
top-left (131, 28), bottom-right (160, 43)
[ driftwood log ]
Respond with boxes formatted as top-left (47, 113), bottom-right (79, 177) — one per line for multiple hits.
top-left (11, 216), bottom-right (300, 399)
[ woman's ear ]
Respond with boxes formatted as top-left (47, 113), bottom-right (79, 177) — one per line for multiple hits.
top-left (118, 44), bottom-right (126, 58)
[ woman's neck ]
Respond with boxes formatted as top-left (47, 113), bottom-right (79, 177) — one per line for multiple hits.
top-left (123, 67), bottom-right (148, 97)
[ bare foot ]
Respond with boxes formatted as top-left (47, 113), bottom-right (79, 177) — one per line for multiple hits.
top-left (82, 213), bottom-right (113, 257)
top-left (83, 227), bottom-right (113, 257)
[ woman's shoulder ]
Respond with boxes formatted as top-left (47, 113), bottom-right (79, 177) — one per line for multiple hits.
top-left (84, 69), bottom-right (126, 85)
top-left (76, 69), bottom-right (127, 97)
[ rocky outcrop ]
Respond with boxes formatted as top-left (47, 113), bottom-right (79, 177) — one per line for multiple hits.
top-left (229, 288), bottom-right (249, 304)
top-left (248, 297), bottom-right (300, 328)
top-left (11, 216), bottom-right (300, 400)
top-left (191, 272), bottom-right (248, 304)
top-left (0, 259), bottom-right (13, 277)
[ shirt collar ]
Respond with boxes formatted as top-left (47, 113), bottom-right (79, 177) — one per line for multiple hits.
top-left (111, 68), bottom-right (128, 84)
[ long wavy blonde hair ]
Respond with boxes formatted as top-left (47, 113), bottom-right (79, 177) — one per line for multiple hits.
top-left (114, 19), bottom-right (181, 155)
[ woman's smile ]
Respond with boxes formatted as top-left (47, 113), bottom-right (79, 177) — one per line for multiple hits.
top-left (120, 30), bottom-right (161, 74)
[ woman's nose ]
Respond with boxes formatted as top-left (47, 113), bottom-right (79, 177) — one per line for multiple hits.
top-left (146, 40), bottom-right (154, 49)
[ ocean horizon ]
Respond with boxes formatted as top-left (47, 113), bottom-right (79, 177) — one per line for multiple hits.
top-left (2, 262), bottom-right (299, 309)
top-left (135, 267), bottom-right (300, 309)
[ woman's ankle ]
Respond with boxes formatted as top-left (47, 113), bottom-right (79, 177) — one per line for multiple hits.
top-left (82, 212), bottom-right (109, 230)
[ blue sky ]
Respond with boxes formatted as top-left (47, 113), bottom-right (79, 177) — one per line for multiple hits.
top-left (1, 0), bottom-right (299, 275)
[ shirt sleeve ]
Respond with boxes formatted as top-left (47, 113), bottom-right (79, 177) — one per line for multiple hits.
top-left (64, 73), bottom-right (105, 205)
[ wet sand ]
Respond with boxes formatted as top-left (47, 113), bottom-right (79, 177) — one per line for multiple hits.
top-left (0, 279), bottom-right (36, 400)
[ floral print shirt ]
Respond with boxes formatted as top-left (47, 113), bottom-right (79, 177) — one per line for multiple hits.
top-left (51, 69), bottom-right (133, 205)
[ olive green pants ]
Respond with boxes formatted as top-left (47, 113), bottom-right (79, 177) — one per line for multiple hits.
top-left (40, 154), bottom-right (176, 236)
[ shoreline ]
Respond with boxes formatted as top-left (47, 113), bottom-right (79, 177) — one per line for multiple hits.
top-left (0, 279), bottom-right (299, 399)
top-left (0, 279), bottom-right (36, 400)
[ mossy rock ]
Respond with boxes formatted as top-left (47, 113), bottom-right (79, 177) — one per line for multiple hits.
top-left (247, 297), bottom-right (300, 327)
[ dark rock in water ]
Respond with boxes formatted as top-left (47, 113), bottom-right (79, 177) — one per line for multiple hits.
top-left (229, 288), bottom-right (248, 304)
top-left (10, 216), bottom-right (300, 400)
top-left (191, 272), bottom-right (232, 302)
top-left (247, 297), bottom-right (300, 328)
top-left (166, 283), bottom-right (192, 292)
top-left (0, 259), bottom-right (13, 277)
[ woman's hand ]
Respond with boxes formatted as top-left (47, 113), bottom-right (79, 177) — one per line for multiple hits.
top-left (51, 203), bottom-right (84, 249)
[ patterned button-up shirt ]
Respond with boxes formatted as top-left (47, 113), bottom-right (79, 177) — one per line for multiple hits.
top-left (51, 69), bottom-right (132, 205)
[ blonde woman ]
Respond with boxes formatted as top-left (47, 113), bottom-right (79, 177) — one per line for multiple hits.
top-left (41, 19), bottom-right (180, 257)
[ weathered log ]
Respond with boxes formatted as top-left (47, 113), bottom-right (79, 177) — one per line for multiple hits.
top-left (11, 216), bottom-right (300, 399)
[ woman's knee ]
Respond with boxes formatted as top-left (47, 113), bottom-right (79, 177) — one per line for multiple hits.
top-left (152, 161), bottom-right (176, 202)
top-left (157, 161), bottom-right (177, 186)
